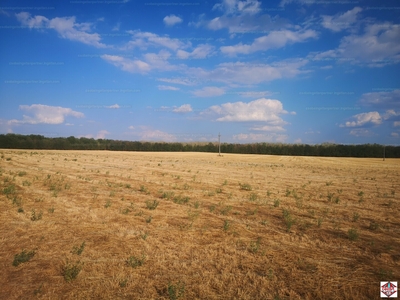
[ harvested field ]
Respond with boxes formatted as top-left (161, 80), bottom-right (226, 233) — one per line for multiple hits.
top-left (0, 150), bottom-right (399, 299)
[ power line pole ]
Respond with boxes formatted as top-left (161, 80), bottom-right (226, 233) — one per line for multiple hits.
top-left (218, 132), bottom-right (221, 156)
top-left (383, 145), bottom-right (385, 161)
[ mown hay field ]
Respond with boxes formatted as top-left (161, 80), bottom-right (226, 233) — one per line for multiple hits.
top-left (0, 150), bottom-right (399, 299)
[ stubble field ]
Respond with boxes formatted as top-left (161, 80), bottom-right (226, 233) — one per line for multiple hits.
top-left (0, 150), bottom-right (399, 299)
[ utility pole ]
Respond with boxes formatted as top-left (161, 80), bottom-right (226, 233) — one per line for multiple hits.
top-left (383, 145), bottom-right (385, 161)
top-left (218, 132), bottom-right (221, 156)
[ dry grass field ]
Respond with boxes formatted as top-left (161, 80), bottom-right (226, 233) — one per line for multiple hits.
top-left (0, 150), bottom-right (399, 299)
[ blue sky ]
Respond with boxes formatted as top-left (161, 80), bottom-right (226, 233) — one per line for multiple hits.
top-left (0, 0), bottom-right (399, 144)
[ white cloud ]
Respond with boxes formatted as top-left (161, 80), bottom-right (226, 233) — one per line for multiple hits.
top-left (157, 78), bottom-right (196, 86)
top-left (383, 109), bottom-right (400, 120)
top-left (394, 121), bottom-right (400, 127)
top-left (112, 22), bottom-right (121, 31)
top-left (251, 125), bottom-right (286, 132)
top-left (138, 128), bottom-right (177, 142)
top-left (16, 12), bottom-right (106, 48)
top-left (106, 104), bottom-right (120, 109)
top-left (313, 23), bottom-right (400, 67)
top-left (213, 0), bottom-right (262, 15)
top-left (341, 111), bottom-right (382, 127)
top-left (8, 104), bottom-right (84, 125)
top-left (173, 104), bottom-right (193, 113)
top-left (191, 86), bottom-right (225, 97)
top-left (359, 90), bottom-right (400, 108)
top-left (101, 54), bottom-right (151, 73)
top-left (321, 7), bottom-right (362, 32)
top-left (204, 99), bottom-right (290, 129)
top-left (233, 133), bottom-right (288, 142)
top-left (96, 130), bottom-right (109, 139)
top-left (158, 85), bottom-right (180, 91)
top-left (125, 30), bottom-right (190, 51)
top-left (128, 126), bottom-right (135, 130)
top-left (221, 29), bottom-right (317, 56)
top-left (187, 59), bottom-right (309, 85)
top-left (391, 132), bottom-right (399, 137)
top-left (349, 129), bottom-right (373, 137)
top-left (163, 14), bottom-right (183, 27)
top-left (177, 44), bottom-right (214, 59)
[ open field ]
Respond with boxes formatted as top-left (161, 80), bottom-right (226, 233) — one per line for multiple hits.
top-left (1, 150), bottom-right (399, 299)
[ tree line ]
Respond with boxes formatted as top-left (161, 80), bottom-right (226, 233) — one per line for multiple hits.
top-left (0, 133), bottom-right (399, 158)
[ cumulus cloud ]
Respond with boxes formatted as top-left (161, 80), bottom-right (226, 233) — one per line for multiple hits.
top-left (15, 12), bottom-right (106, 48)
top-left (8, 104), bottom-right (84, 125)
top-left (391, 132), bottom-right (399, 137)
top-left (96, 130), bottom-right (110, 139)
top-left (133, 126), bottom-right (177, 142)
top-left (341, 111), bottom-right (382, 127)
top-left (221, 29), bottom-right (317, 56)
top-left (203, 98), bottom-right (291, 132)
top-left (158, 85), bottom-right (180, 91)
top-left (321, 7), bottom-right (362, 32)
top-left (163, 14), bottom-right (183, 27)
top-left (191, 86), bottom-right (225, 97)
top-left (172, 104), bottom-right (193, 113)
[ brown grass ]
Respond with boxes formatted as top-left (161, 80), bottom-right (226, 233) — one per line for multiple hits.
top-left (0, 149), bottom-right (399, 299)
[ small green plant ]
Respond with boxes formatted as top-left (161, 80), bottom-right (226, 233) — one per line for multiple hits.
top-left (126, 255), bottom-right (145, 268)
top-left (167, 281), bottom-right (185, 300)
top-left (327, 192), bottom-right (334, 202)
top-left (222, 219), bottom-right (232, 232)
top-left (31, 210), bottom-right (42, 221)
top-left (18, 171), bottom-right (27, 177)
top-left (317, 218), bottom-right (323, 227)
top-left (104, 200), bottom-right (111, 208)
top-left (249, 237), bottom-right (261, 253)
top-left (139, 185), bottom-right (149, 193)
top-left (13, 250), bottom-right (36, 266)
top-left (119, 279), bottom-right (128, 288)
top-left (239, 183), bottom-right (252, 191)
top-left (161, 191), bottom-right (174, 200)
top-left (145, 199), bottom-right (159, 210)
top-left (62, 260), bottom-right (83, 282)
top-left (18, 207), bottom-right (24, 213)
top-left (209, 205), bottom-right (216, 212)
top-left (222, 180), bottom-right (228, 186)
top-left (334, 196), bottom-right (340, 204)
top-left (140, 232), bottom-right (148, 240)
top-left (71, 242), bottom-right (86, 255)
top-left (249, 193), bottom-right (258, 202)
top-left (216, 188), bottom-right (222, 194)
top-left (48, 207), bottom-right (55, 213)
top-left (273, 199), bottom-right (280, 207)
top-left (369, 221), bottom-right (379, 231)
top-left (173, 195), bottom-right (190, 205)
top-left (348, 228), bottom-right (359, 241)
top-left (358, 191), bottom-right (364, 197)
top-left (22, 180), bottom-right (31, 186)
top-left (125, 184), bottom-right (131, 189)
top-left (282, 209), bottom-right (295, 232)
top-left (193, 201), bottom-right (200, 209)
top-left (352, 212), bottom-right (360, 222)
top-left (145, 215), bottom-right (152, 223)
top-left (285, 188), bottom-right (291, 197)
top-left (220, 205), bottom-right (232, 215)
top-left (326, 181), bottom-right (332, 186)
top-left (121, 208), bottom-right (131, 215)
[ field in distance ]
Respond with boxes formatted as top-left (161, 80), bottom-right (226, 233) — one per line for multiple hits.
top-left (0, 150), bottom-right (399, 299)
